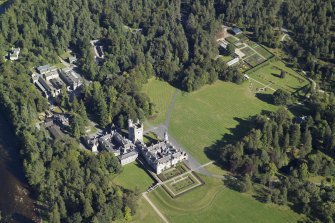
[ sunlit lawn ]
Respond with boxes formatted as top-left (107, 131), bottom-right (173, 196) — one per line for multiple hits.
top-left (113, 161), bottom-right (154, 192)
top-left (148, 175), bottom-right (303, 223)
top-left (142, 78), bottom-right (177, 126)
top-left (169, 81), bottom-right (277, 163)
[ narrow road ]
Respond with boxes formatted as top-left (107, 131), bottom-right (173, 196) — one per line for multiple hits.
top-left (281, 34), bottom-right (288, 42)
top-left (143, 192), bottom-right (170, 223)
top-left (164, 90), bottom-right (180, 128)
top-left (142, 86), bottom-right (226, 221)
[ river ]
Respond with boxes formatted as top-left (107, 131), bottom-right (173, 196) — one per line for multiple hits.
top-left (0, 1), bottom-right (38, 222)
top-left (0, 115), bottom-right (37, 223)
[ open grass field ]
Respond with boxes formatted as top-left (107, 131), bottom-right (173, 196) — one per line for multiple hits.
top-left (218, 55), bottom-right (234, 63)
top-left (148, 175), bottom-right (302, 223)
top-left (204, 163), bottom-right (233, 176)
top-left (169, 81), bottom-right (277, 163)
top-left (123, 197), bottom-right (162, 223)
top-left (54, 62), bottom-right (66, 69)
top-left (226, 36), bottom-right (239, 44)
top-left (113, 161), bottom-right (154, 192)
top-left (59, 51), bottom-right (72, 60)
top-left (247, 60), bottom-right (309, 93)
top-left (142, 78), bottom-right (177, 125)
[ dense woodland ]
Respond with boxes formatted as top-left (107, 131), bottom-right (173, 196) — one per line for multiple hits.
top-left (0, 0), bottom-right (335, 222)
top-left (0, 62), bottom-right (139, 222)
top-left (216, 0), bottom-right (335, 91)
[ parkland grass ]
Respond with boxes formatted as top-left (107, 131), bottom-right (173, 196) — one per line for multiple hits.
top-left (125, 197), bottom-right (162, 223)
top-left (169, 81), bottom-right (277, 163)
top-left (148, 175), bottom-right (302, 223)
top-left (142, 78), bottom-right (177, 125)
top-left (113, 161), bottom-right (154, 192)
top-left (204, 163), bottom-right (233, 176)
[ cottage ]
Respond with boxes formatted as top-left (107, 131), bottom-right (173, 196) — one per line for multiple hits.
top-left (231, 27), bottom-right (242, 35)
top-left (9, 48), bottom-right (20, 60)
top-left (68, 56), bottom-right (77, 64)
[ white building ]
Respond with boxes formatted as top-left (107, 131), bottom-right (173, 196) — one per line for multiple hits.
top-left (140, 132), bottom-right (188, 174)
top-left (227, 57), bottom-right (240, 66)
top-left (32, 65), bottom-right (82, 99)
top-left (9, 48), bottom-right (20, 60)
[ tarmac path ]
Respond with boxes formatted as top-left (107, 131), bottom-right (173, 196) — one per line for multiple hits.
top-left (143, 192), bottom-right (170, 223)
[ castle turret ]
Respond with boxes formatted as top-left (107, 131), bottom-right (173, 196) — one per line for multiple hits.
top-left (128, 119), bottom-right (133, 128)
top-left (164, 132), bottom-right (169, 142)
top-left (128, 119), bottom-right (143, 143)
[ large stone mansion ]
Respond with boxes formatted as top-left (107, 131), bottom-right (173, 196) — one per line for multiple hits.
top-left (84, 119), bottom-right (188, 174)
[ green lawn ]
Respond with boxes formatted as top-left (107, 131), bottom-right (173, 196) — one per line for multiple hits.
top-left (113, 161), bottom-right (154, 192)
top-left (218, 55), bottom-right (234, 63)
top-left (142, 78), bottom-right (177, 125)
top-left (143, 132), bottom-right (158, 145)
top-left (205, 163), bottom-right (232, 176)
top-left (54, 62), bottom-right (66, 69)
top-left (169, 81), bottom-right (277, 163)
top-left (148, 175), bottom-right (303, 223)
top-left (226, 36), bottom-right (239, 44)
top-left (59, 51), bottom-right (72, 60)
top-left (247, 60), bottom-right (309, 94)
top-left (127, 197), bottom-right (162, 223)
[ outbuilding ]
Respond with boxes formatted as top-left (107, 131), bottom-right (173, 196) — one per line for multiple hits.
top-left (231, 28), bottom-right (242, 35)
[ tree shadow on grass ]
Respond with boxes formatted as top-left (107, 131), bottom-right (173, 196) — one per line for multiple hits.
top-left (271, 73), bottom-right (281, 78)
top-left (255, 93), bottom-right (274, 104)
top-left (204, 109), bottom-right (274, 161)
top-left (204, 115), bottom-right (268, 161)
